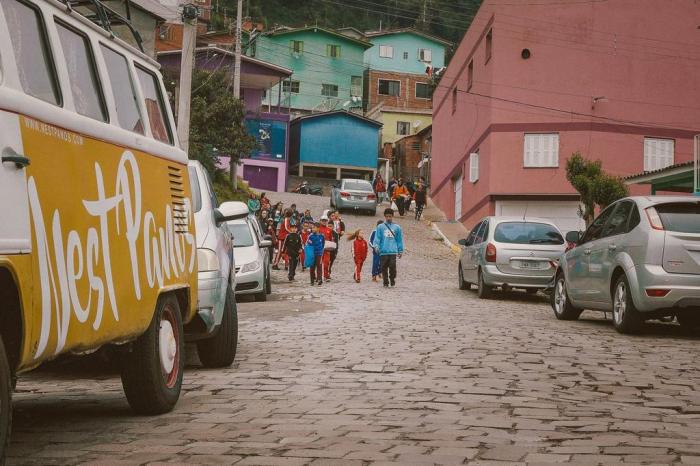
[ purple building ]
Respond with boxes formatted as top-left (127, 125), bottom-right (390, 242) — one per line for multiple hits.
top-left (158, 46), bottom-right (293, 192)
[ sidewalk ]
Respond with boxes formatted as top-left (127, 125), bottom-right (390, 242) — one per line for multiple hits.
top-left (421, 198), bottom-right (467, 256)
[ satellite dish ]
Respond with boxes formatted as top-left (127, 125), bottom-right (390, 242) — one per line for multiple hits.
top-left (413, 120), bottom-right (422, 128)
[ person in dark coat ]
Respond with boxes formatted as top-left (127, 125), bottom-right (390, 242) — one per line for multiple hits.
top-left (282, 224), bottom-right (303, 281)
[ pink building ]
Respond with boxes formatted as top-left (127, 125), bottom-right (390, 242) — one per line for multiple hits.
top-left (431, 0), bottom-right (700, 233)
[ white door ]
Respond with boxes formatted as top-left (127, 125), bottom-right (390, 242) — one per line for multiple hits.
top-left (454, 177), bottom-right (463, 221)
top-left (495, 200), bottom-right (585, 234)
top-left (0, 111), bottom-right (31, 254)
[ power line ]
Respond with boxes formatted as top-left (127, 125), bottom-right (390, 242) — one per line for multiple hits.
top-left (438, 84), bottom-right (700, 133)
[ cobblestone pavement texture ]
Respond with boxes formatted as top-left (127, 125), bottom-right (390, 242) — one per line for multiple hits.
top-left (8, 192), bottom-right (700, 465)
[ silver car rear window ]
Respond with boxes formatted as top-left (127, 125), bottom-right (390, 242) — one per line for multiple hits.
top-left (656, 203), bottom-right (700, 233)
top-left (343, 180), bottom-right (372, 191)
top-left (494, 222), bottom-right (564, 245)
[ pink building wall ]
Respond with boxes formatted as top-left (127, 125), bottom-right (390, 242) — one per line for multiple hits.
top-left (431, 0), bottom-right (700, 227)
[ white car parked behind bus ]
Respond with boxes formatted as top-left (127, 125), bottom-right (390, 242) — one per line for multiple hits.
top-left (188, 161), bottom-right (247, 367)
top-left (226, 209), bottom-right (274, 302)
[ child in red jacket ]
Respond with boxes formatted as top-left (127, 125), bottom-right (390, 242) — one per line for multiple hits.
top-left (348, 229), bottom-right (368, 283)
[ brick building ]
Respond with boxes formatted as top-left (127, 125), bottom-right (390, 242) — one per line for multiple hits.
top-left (393, 125), bottom-right (432, 181)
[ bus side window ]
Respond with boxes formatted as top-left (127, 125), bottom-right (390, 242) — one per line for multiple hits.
top-left (135, 65), bottom-right (173, 144)
top-left (1, 0), bottom-right (60, 105)
top-left (55, 21), bottom-right (107, 122)
top-left (100, 44), bottom-right (143, 134)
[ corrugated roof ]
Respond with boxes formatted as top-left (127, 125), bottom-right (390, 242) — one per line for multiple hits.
top-left (624, 161), bottom-right (694, 180)
top-left (364, 28), bottom-right (452, 46)
top-left (263, 26), bottom-right (373, 49)
top-left (291, 110), bottom-right (383, 127)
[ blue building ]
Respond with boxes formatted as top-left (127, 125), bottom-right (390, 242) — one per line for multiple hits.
top-left (290, 111), bottom-right (382, 180)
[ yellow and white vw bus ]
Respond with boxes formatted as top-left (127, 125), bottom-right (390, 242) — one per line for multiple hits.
top-left (0, 0), bottom-right (200, 458)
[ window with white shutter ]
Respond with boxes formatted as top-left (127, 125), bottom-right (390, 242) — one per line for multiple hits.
top-left (524, 133), bottom-right (559, 167)
top-left (644, 137), bottom-right (674, 172)
top-left (379, 45), bottom-right (394, 58)
top-left (469, 152), bottom-right (479, 183)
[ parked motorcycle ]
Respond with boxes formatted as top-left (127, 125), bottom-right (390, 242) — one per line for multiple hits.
top-left (293, 181), bottom-right (323, 196)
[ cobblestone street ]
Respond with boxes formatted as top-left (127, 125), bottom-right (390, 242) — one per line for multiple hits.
top-left (8, 193), bottom-right (700, 466)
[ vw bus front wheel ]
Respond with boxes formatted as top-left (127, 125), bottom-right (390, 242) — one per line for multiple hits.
top-left (120, 294), bottom-right (184, 415)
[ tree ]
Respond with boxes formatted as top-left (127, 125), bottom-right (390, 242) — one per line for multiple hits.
top-left (188, 70), bottom-right (257, 177)
top-left (566, 152), bottom-right (628, 226)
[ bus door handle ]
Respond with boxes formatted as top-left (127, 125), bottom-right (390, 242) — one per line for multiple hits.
top-left (1, 149), bottom-right (30, 169)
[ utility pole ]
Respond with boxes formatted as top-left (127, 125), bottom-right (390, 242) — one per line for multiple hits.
top-left (176, 4), bottom-right (199, 154)
top-left (230, 0), bottom-right (243, 189)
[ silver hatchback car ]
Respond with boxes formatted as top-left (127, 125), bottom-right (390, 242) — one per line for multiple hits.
top-left (330, 178), bottom-right (377, 215)
top-left (458, 217), bottom-right (567, 299)
top-left (552, 196), bottom-right (700, 334)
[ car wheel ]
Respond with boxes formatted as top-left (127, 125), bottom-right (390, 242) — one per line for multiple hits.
top-left (196, 285), bottom-right (238, 368)
top-left (0, 335), bottom-right (11, 465)
top-left (551, 274), bottom-right (582, 320)
top-left (458, 263), bottom-right (470, 290)
top-left (612, 275), bottom-right (642, 334)
top-left (120, 293), bottom-right (184, 414)
top-left (477, 269), bottom-right (492, 299)
top-left (676, 312), bottom-right (700, 331)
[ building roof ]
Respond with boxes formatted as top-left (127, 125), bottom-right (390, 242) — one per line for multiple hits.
top-left (624, 161), bottom-right (694, 182)
top-left (127, 0), bottom-right (179, 22)
top-left (364, 28), bottom-right (452, 47)
top-left (336, 27), bottom-right (367, 39)
top-left (157, 46), bottom-right (293, 77)
top-left (263, 26), bottom-right (373, 49)
top-left (291, 110), bottom-right (383, 127)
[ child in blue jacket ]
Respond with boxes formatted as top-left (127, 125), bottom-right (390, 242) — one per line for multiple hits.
top-left (372, 208), bottom-right (404, 287)
top-left (307, 222), bottom-right (325, 286)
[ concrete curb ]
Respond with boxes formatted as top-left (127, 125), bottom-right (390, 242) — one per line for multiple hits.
top-left (430, 222), bottom-right (461, 256)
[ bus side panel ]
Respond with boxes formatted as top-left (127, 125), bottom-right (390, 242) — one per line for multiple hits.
top-left (19, 115), bottom-right (197, 369)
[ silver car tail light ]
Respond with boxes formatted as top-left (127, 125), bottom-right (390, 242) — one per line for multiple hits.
top-left (645, 207), bottom-right (664, 231)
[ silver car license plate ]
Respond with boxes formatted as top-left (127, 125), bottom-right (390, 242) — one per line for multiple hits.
top-left (516, 260), bottom-right (546, 270)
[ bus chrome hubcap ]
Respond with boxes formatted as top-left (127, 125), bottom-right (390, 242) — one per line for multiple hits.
top-left (159, 319), bottom-right (177, 376)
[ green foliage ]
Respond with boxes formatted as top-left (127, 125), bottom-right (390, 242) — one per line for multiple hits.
top-left (222, 0), bottom-right (481, 44)
top-left (188, 70), bottom-right (258, 176)
top-left (211, 169), bottom-right (257, 202)
top-left (566, 152), bottom-right (628, 226)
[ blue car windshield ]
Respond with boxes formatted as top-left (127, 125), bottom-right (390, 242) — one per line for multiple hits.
top-left (494, 222), bottom-right (564, 245)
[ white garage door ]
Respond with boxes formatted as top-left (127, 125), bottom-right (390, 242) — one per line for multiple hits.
top-left (495, 200), bottom-right (586, 234)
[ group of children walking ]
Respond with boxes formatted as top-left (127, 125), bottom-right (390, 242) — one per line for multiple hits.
top-left (250, 190), bottom-right (405, 287)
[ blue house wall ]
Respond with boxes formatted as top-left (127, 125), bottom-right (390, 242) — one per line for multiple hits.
top-left (364, 31), bottom-right (447, 75)
top-left (291, 112), bottom-right (382, 178)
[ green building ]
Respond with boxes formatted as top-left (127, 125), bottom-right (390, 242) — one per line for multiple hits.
top-left (249, 26), bottom-right (372, 114)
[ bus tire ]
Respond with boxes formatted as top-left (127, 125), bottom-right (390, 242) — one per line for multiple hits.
top-left (197, 286), bottom-right (238, 368)
top-left (120, 294), bottom-right (184, 415)
top-left (0, 335), bottom-right (11, 465)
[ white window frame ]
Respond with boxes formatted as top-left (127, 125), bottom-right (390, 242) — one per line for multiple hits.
top-left (454, 176), bottom-right (463, 220)
top-left (415, 82), bottom-right (431, 100)
top-left (524, 133), bottom-right (559, 168)
top-left (419, 48), bottom-right (432, 63)
top-left (379, 45), bottom-right (394, 58)
top-left (643, 137), bottom-right (675, 172)
top-left (378, 79), bottom-right (400, 97)
top-left (469, 152), bottom-right (479, 183)
top-left (396, 121), bottom-right (411, 136)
